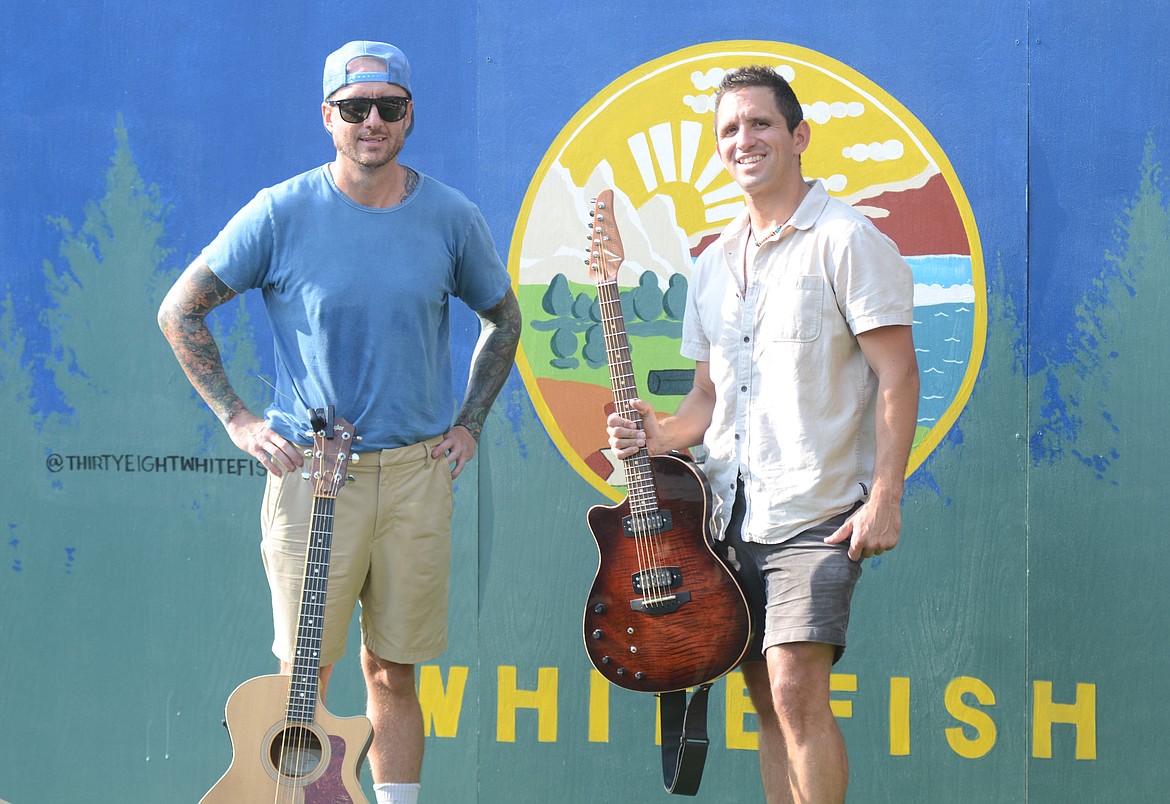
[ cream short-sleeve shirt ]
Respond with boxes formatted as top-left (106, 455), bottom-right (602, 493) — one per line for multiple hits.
top-left (682, 181), bottom-right (915, 544)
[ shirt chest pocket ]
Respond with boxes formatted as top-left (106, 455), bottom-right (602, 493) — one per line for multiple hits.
top-left (758, 274), bottom-right (824, 342)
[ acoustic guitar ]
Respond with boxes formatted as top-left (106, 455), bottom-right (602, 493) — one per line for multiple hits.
top-left (201, 408), bottom-right (372, 803)
top-left (583, 189), bottom-right (752, 694)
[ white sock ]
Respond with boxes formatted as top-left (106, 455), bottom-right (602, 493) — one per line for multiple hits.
top-left (374, 782), bottom-right (420, 804)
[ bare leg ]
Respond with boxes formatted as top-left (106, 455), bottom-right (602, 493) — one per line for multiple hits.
top-left (744, 644), bottom-right (848, 803)
top-left (361, 646), bottom-right (424, 783)
top-left (742, 660), bottom-right (793, 804)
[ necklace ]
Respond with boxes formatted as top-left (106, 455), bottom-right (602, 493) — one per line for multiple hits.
top-left (753, 225), bottom-right (783, 247)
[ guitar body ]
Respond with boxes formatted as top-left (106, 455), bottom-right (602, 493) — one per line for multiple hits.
top-left (580, 190), bottom-right (751, 695)
top-left (201, 673), bottom-right (373, 804)
top-left (584, 453), bottom-right (751, 693)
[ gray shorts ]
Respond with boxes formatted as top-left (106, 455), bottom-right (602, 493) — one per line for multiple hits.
top-left (723, 487), bottom-right (863, 665)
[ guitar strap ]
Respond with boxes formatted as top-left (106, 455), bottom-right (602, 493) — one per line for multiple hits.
top-left (658, 683), bottom-right (713, 796)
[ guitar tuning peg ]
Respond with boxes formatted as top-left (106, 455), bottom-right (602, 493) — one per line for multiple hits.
top-left (597, 201), bottom-right (607, 210)
top-left (302, 429), bottom-right (314, 439)
top-left (347, 474), bottom-right (356, 483)
top-left (303, 448), bottom-right (312, 457)
top-left (301, 471), bottom-right (311, 480)
top-left (354, 435), bottom-right (363, 442)
top-left (350, 453), bottom-right (360, 463)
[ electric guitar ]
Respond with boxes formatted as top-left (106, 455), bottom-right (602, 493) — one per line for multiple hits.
top-left (583, 189), bottom-right (752, 694)
top-left (201, 408), bottom-right (372, 804)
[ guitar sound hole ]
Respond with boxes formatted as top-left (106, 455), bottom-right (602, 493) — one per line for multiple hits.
top-left (270, 725), bottom-right (323, 778)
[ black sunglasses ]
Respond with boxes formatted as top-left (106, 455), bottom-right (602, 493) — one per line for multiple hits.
top-left (327, 96), bottom-right (410, 124)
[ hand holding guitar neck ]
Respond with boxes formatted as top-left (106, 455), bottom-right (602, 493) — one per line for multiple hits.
top-left (606, 397), bottom-right (657, 460)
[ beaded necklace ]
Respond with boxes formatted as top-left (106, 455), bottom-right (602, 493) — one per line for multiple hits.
top-left (752, 224), bottom-right (783, 247)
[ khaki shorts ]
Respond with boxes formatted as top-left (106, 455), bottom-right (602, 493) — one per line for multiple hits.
top-left (260, 436), bottom-right (453, 666)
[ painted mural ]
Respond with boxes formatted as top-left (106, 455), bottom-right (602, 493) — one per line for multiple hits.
top-left (508, 41), bottom-right (984, 500)
top-left (3, 2), bottom-right (1170, 802)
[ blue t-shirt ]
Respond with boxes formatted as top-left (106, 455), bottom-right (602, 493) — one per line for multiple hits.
top-left (202, 165), bottom-right (511, 449)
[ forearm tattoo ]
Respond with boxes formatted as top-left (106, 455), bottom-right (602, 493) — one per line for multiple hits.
top-left (158, 266), bottom-right (246, 424)
top-left (454, 288), bottom-right (522, 441)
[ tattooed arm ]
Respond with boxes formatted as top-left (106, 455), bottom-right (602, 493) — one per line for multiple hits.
top-left (157, 259), bottom-right (303, 476)
top-left (433, 287), bottom-right (523, 479)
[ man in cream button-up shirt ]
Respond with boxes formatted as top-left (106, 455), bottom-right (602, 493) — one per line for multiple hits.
top-left (607, 65), bottom-right (918, 803)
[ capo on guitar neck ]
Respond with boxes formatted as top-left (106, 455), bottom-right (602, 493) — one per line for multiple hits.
top-left (308, 405), bottom-right (336, 438)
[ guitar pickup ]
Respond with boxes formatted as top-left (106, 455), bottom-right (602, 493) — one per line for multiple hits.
top-left (630, 591), bottom-right (691, 614)
top-left (622, 510), bottom-right (673, 536)
top-left (631, 566), bottom-right (682, 594)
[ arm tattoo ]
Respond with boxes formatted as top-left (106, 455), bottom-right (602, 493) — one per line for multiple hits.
top-left (157, 264), bottom-right (248, 424)
top-left (453, 288), bottom-right (522, 441)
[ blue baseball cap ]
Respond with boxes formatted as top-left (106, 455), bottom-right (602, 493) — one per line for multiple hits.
top-left (323, 41), bottom-right (414, 134)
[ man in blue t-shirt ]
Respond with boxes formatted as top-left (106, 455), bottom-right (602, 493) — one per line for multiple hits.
top-left (158, 41), bottom-right (521, 804)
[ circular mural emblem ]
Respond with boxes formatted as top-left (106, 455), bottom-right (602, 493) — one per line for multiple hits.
top-left (508, 40), bottom-right (985, 501)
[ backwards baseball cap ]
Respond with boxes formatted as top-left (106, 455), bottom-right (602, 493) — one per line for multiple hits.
top-left (323, 41), bottom-right (414, 135)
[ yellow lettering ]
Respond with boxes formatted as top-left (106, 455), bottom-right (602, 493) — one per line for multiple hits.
top-left (588, 670), bottom-right (609, 743)
top-left (655, 695), bottom-right (661, 745)
top-left (496, 666), bottom-right (558, 743)
top-left (724, 671), bottom-right (758, 751)
top-left (830, 673), bottom-right (857, 719)
top-left (889, 677), bottom-right (911, 756)
top-left (418, 665), bottom-right (468, 738)
top-left (1032, 681), bottom-right (1096, 760)
top-left (944, 676), bottom-right (997, 759)
top-left (460, 663), bottom-right (1097, 759)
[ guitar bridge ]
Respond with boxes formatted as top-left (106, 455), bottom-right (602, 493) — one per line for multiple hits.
top-left (622, 510), bottom-right (673, 536)
top-left (630, 591), bottom-right (691, 614)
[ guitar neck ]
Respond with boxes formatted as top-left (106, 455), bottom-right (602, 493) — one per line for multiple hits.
top-left (596, 277), bottom-right (659, 516)
top-left (286, 493), bottom-right (335, 722)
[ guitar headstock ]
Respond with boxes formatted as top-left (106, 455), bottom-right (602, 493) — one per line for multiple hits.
top-left (587, 188), bottom-right (625, 284)
top-left (305, 408), bottom-right (357, 499)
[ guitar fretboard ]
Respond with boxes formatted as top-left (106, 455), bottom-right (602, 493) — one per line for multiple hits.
top-left (286, 495), bottom-right (334, 724)
top-left (596, 277), bottom-right (660, 517)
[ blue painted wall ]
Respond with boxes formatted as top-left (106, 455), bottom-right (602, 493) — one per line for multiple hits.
top-left (1, 1), bottom-right (1167, 801)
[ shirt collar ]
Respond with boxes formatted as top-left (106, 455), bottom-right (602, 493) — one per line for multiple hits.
top-left (789, 179), bottom-right (830, 231)
top-left (722, 179), bottom-right (829, 248)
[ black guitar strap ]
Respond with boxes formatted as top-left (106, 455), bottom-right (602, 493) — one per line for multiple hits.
top-left (658, 683), bottom-right (713, 796)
